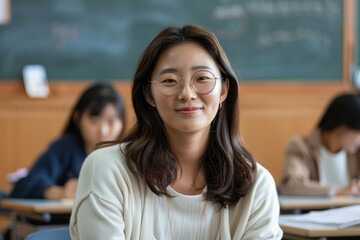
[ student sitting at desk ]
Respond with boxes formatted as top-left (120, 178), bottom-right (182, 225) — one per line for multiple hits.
top-left (280, 93), bottom-right (360, 196)
top-left (9, 83), bottom-right (125, 200)
top-left (70, 25), bottom-right (282, 239)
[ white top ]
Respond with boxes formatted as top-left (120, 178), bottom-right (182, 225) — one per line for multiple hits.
top-left (70, 144), bottom-right (283, 240)
top-left (153, 187), bottom-right (220, 239)
top-left (319, 146), bottom-right (349, 188)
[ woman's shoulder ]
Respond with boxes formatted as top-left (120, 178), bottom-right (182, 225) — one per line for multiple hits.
top-left (287, 130), bottom-right (322, 151)
top-left (49, 133), bottom-right (83, 151)
top-left (254, 163), bottom-right (276, 187)
top-left (244, 163), bottom-right (278, 200)
top-left (229, 164), bottom-right (279, 215)
top-left (78, 143), bottom-right (139, 199)
top-left (85, 143), bottom-right (127, 171)
top-left (82, 143), bottom-right (136, 183)
top-left (38, 133), bottom-right (86, 160)
top-left (287, 135), bottom-right (306, 148)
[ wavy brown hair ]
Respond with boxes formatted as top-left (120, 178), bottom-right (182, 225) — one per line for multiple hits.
top-left (122, 25), bottom-right (256, 208)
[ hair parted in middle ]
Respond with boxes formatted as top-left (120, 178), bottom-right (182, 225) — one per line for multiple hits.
top-left (122, 25), bottom-right (257, 208)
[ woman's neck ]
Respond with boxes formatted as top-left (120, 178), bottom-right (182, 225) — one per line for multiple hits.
top-left (166, 129), bottom-right (209, 195)
top-left (321, 128), bottom-right (343, 153)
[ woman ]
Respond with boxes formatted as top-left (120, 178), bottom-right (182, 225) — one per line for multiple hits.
top-left (70, 25), bottom-right (282, 239)
top-left (9, 83), bottom-right (125, 199)
top-left (280, 93), bottom-right (360, 196)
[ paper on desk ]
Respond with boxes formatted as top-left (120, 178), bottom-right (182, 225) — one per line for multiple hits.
top-left (289, 205), bottom-right (360, 228)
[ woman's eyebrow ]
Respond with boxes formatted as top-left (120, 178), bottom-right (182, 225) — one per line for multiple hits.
top-left (192, 65), bottom-right (212, 71)
top-left (157, 65), bottom-right (213, 76)
top-left (158, 68), bottom-right (178, 75)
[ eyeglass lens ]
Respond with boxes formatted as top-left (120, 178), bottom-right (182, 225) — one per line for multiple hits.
top-left (155, 70), bottom-right (217, 96)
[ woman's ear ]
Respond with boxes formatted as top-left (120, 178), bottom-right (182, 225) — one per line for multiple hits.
top-left (220, 78), bottom-right (230, 104)
top-left (144, 88), bottom-right (156, 107)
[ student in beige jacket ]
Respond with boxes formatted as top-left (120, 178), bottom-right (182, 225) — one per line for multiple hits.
top-left (280, 94), bottom-right (360, 196)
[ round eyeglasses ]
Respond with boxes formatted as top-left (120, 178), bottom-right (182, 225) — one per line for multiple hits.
top-left (149, 70), bottom-right (222, 96)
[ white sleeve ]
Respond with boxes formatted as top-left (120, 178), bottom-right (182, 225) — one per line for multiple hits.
top-left (242, 168), bottom-right (283, 240)
top-left (242, 192), bottom-right (282, 239)
top-left (76, 193), bottom-right (125, 240)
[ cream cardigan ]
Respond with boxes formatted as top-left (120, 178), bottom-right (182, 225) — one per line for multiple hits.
top-left (70, 144), bottom-right (282, 240)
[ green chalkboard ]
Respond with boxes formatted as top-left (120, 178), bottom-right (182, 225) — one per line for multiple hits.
top-left (0, 0), bottom-right (343, 81)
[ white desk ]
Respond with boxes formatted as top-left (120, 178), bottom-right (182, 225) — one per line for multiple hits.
top-left (1, 199), bottom-right (73, 240)
top-left (279, 214), bottom-right (360, 239)
top-left (279, 195), bottom-right (360, 211)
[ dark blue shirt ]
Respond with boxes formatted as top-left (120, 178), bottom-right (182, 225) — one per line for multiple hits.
top-left (10, 133), bottom-right (87, 199)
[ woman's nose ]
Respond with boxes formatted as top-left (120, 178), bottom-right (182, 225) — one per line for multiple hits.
top-left (177, 81), bottom-right (197, 101)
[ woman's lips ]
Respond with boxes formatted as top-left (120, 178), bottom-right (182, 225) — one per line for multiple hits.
top-left (176, 107), bottom-right (202, 114)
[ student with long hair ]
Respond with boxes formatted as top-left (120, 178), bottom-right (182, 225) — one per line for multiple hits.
top-left (70, 25), bottom-right (282, 239)
top-left (280, 93), bottom-right (360, 196)
top-left (9, 83), bottom-right (125, 199)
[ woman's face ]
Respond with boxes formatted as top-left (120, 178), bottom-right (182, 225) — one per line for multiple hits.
top-left (340, 128), bottom-right (360, 154)
top-left (148, 42), bottom-right (228, 136)
top-left (78, 103), bottom-right (123, 152)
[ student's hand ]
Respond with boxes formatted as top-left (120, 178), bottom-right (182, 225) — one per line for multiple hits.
top-left (44, 179), bottom-right (78, 200)
top-left (63, 178), bottom-right (78, 199)
top-left (349, 178), bottom-right (360, 196)
top-left (335, 178), bottom-right (360, 196)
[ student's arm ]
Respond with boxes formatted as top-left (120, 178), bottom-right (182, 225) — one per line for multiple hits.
top-left (280, 136), bottom-right (332, 196)
top-left (75, 193), bottom-right (125, 240)
top-left (10, 139), bottom-right (73, 199)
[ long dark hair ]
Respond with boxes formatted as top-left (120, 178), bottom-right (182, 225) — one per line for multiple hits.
top-left (123, 25), bottom-right (256, 208)
top-left (318, 93), bottom-right (360, 132)
top-left (64, 83), bottom-right (126, 141)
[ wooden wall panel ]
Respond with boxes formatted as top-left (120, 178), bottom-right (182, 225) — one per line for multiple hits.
top-left (239, 94), bottom-right (336, 183)
top-left (0, 97), bottom-right (74, 190)
top-left (0, 118), bottom-right (16, 192)
top-left (16, 115), bottom-right (67, 168)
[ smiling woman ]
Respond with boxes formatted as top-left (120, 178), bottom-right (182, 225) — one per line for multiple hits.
top-left (70, 25), bottom-right (283, 240)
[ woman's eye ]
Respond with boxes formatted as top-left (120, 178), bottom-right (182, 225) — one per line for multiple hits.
top-left (108, 117), bottom-right (119, 126)
top-left (197, 76), bottom-right (210, 81)
top-left (193, 71), bottom-right (215, 82)
top-left (160, 79), bottom-right (178, 84)
top-left (90, 117), bottom-right (99, 124)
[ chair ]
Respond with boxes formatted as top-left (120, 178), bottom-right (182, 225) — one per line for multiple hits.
top-left (24, 227), bottom-right (70, 240)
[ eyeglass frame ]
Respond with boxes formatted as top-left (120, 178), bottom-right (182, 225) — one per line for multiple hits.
top-left (148, 70), bottom-right (224, 96)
